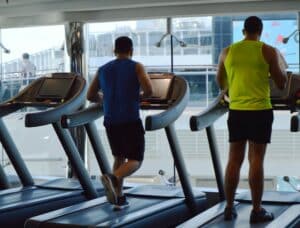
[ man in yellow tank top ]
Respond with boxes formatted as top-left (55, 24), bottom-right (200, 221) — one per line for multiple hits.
top-left (216, 16), bottom-right (287, 223)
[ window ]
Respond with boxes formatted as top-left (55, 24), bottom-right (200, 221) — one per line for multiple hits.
top-left (85, 14), bottom-right (300, 189)
top-left (0, 25), bottom-right (67, 178)
top-left (0, 13), bottom-right (295, 189)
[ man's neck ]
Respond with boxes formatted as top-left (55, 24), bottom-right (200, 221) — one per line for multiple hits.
top-left (244, 34), bottom-right (260, 41)
top-left (116, 53), bottom-right (131, 59)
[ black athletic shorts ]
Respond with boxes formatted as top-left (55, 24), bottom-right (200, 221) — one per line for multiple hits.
top-left (227, 109), bottom-right (273, 144)
top-left (105, 119), bottom-right (145, 161)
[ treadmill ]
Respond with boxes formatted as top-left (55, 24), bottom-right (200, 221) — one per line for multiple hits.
top-left (0, 115), bottom-right (31, 191)
top-left (179, 72), bottom-right (300, 228)
top-left (0, 73), bottom-right (107, 227)
top-left (25, 73), bottom-right (207, 228)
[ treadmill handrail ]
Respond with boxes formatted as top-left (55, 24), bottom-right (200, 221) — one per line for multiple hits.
top-left (0, 163), bottom-right (10, 189)
top-left (99, 198), bottom-right (184, 227)
top-left (266, 204), bottom-right (300, 228)
top-left (0, 76), bottom-right (35, 117)
top-left (61, 103), bottom-right (103, 128)
top-left (0, 119), bottom-right (34, 187)
top-left (290, 112), bottom-right (300, 132)
top-left (0, 102), bottom-right (23, 118)
top-left (177, 201), bottom-right (239, 228)
top-left (25, 77), bottom-right (87, 127)
top-left (190, 90), bottom-right (228, 131)
top-left (61, 102), bottom-right (111, 176)
top-left (145, 76), bottom-right (189, 131)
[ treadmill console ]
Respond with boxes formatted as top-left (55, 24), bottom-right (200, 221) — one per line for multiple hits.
top-left (140, 73), bottom-right (174, 109)
top-left (7, 73), bottom-right (79, 107)
top-left (35, 76), bottom-right (76, 102)
top-left (270, 72), bottom-right (300, 111)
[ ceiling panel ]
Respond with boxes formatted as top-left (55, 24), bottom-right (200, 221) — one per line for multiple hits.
top-left (0, 0), bottom-right (298, 27)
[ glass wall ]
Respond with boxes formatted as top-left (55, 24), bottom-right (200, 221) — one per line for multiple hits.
top-left (1, 12), bottom-right (299, 190)
top-left (0, 25), bottom-right (68, 180)
top-left (85, 13), bottom-right (300, 190)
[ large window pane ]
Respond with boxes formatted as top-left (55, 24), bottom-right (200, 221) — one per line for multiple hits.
top-left (0, 25), bottom-right (67, 178)
top-left (85, 13), bottom-right (299, 190)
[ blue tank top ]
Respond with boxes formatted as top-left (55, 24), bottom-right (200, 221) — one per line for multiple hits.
top-left (98, 59), bottom-right (140, 125)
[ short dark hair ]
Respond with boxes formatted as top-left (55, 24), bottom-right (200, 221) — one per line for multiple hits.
top-left (244, 16), bottom-right (263, 34)
top-left (114, 36), bottom-right (133, 54)
top-left (22, 53), bottom-right (30, 59)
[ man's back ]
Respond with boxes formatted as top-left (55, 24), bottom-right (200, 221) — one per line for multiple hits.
top-left (224, 40), bottom-right (271, 110)
top-left (99, 58), bottom-right (140, 125)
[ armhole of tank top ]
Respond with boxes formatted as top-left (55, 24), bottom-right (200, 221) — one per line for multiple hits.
top-left (133, 62), bottom-right (139, 86)
top-left (97, 68), bottom-right (101, 89)
top-left (112, 67), bottom-right (117, 107)
top-left (260, 43), bottom-right (269, 66)
top-left (224, 46), bottom-right (231, 65)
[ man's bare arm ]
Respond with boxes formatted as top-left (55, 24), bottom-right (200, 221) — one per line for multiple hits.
top-left (136, 63), bottom-right (153, 98)
top-left (216, 47), bottom-right (228, 90)
top-left (263, 45), bottom-right (287, 90)
top-left (87, 72), bottom-right (103, 103)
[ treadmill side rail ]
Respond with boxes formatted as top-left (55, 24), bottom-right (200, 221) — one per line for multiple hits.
top-left (25, 197), bottom-right (107, 227)
top-left (97, 198), bottom-right (184, 227)
top-left (177, 201), bottom-right (240, 228)
top-left (266, 205), bottom-right (300, 228)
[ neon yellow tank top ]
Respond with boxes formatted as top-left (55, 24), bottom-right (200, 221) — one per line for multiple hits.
top-left (224, 40), bottom-right (271, 110)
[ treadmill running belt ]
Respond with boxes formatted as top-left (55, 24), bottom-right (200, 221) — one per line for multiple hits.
top-left (0, 188), bottom-right (71, 209)
top-left (45, 197), bottom-right (163, 227)
top-left (202, 203), bottom-right (289, 228)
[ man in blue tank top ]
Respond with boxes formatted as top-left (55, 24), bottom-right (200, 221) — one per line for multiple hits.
top-left (87, 36), bottom-right (153, 210)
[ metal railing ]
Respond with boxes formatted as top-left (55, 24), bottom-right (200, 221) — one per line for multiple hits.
top-left (0, 70), bottom-right (62, 104)
top-left (88, 64), bottom-right (219, 107)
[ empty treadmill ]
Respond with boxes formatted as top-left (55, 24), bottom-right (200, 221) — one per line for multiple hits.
top-left (0, 73), bottom-right (106, 227)
top-left (25, 73), bottom-right (207, 228)
top-left (179, 72), bottom-right (300, 227)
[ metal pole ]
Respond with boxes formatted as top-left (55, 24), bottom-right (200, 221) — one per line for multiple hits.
top-left (85, 122), bottom-right (111, 175)
top-left (298, 12), bottom-right (300, 73)
top-left (165, 123), bottom-right (198, 214)
top-left (206, 125), bottom-right (225, 201)
top-left (53, 122), bottom-right (98, 200)
top-left (156, 17), bottom-right (187, 188)
top-left (206, 68), bottom-right (209, 106)
top-left (66, 22), bottom-right (86, 178)
top-left (0, 163), bottom-right (10, 189)
top-left (170, 34), bottom-right (174, 73)
top-left (170, 32), bottom-right (176, 184)
top-left (0, 119), bottom-right (34, 187)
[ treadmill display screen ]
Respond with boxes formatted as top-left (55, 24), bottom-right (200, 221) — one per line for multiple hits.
top-left (36, 77), bottom-right (75, 101)
top-left (148, 78), bottom-right (172, 101)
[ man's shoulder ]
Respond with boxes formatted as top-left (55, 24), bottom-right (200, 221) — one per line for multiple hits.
top-left (220, 46), bottom-right (230, 60)
top-left (224, 46), bottom-right (230, 53)
top-left (261, 43), bottom-right (276, 56)
top-left (99, 60), bottom-right (115, 70)
top-left (261, 42), bottom-right (275, 50)
top-left (100, 59), bottom-right (138, 71)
